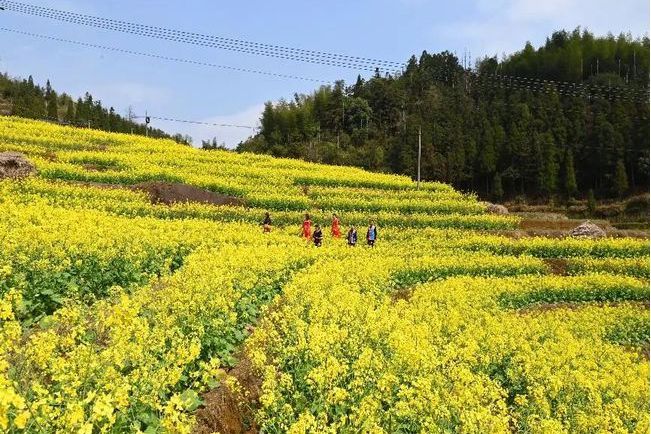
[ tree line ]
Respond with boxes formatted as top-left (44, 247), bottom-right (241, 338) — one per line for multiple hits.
top-left (0, 73), bottom-right (191, 144)
top-left (238, 29), bottom-right (650, 200)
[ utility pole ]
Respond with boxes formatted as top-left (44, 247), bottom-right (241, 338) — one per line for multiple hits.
top-left (417, 125), bottom-right (422, 190)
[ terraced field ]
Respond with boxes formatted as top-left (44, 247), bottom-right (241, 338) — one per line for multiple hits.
top-left (0, 116), bottom-right (648, 433)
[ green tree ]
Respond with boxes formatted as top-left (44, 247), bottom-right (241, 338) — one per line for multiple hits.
top-left (614, 159), bottom-right (629, 198)
top-left (587, 189), bottom-right (597, 215)
top-left (492, 172), bottom-right (504, 201)
top-left (64, 98), bottom-right (75, 123)
top-left (564, 151), bottom-right (578, 198)
top-left (45, 80), bottom-right (58, 120)
top-left (237, 29), bottom-right (649, 200)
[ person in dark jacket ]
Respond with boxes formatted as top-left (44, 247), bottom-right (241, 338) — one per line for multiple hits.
top-left (262, 212), bottom-right (272, 233)
top-left (312, 224), bottom-right (323, 247)
top-left (347, 225), bottom-right (357, 247)
top-left (366, 221), bottom-right (378, 247)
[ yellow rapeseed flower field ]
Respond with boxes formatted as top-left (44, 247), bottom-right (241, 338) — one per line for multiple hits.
top-left (0, 116), bottom-right (648, 433)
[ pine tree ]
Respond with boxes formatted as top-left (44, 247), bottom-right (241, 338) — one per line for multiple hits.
top-left (46, 80), bottom-right (58, 120)
top-left (64, 99), bottom-right (75, 123)
top-left (492, 172), bottom-right (504, 201)
top-left (564, 151), bottom-right (578, 199)
top-left (614, 159), bottom-right (629, 198)
top-left (587, 189), bottom-right (597, 215)
top-left (539, 132), bottom-right (558, 197)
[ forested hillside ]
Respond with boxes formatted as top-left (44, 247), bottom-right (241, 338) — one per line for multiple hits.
top-left (239, 29), bottom-right (650, 200)
top-left (0, 73), bottom-right (190, 143)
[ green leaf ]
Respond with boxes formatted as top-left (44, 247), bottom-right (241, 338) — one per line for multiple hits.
top-left (180, 389), bottom-right (203, 412)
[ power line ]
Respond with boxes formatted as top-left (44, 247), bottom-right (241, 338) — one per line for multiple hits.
top-left (470, 72), bottom-right (649, 103)
top-left (134, 115), bottom-right (258, 130)
top-left (476, 71), bottom-right (649, 100)
top-left (1, 1), bottom-right (404, 72)
top-left (406, 61), bottom-right (648, 103)
top-left (5, 0), bottom-right (644, 101)
top-left (0, 27), bottom-right (330, 84)
top-left (3, 24), bottom-right (643, 106)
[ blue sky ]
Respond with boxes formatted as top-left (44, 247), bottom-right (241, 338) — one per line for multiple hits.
top-left (0, 0), bottom-right (648, 146)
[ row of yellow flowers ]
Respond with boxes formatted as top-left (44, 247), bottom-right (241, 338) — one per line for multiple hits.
top-left (2, 178), bottom-right (520, 229)
top-left (0, 115), bottom-right (648, 434)
top-left (248, 256), bottom-right (650, 433)
top-left (1, 237), bottom-right (318, 433)
top-left (0, 116), bottom-right (496, 216)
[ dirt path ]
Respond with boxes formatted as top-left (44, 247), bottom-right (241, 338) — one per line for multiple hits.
top-left (194, 351), bottom-right (261, 434)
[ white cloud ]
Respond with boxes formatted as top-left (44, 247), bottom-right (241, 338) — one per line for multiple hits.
top-left (434, 0), bottom-right (649, 57)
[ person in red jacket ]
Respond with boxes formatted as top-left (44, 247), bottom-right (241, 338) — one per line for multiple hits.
top-left (302, 213), bottom-right (312, 240)
top-left (331, 213), bottom-right (341, 238)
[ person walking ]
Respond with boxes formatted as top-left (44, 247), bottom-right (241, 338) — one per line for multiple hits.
top-left (331, 213), bottom-right (341, 238)
top-left (312, 224), bottom-right (323, 247)
top-left (262, 212), bottom-right (272, 233)
top-left (366, 221), bottom-right (378, 247)
top-left (302, 213), bottom-right (312, 241)
top-left (347, 225), bottom-right (357, 247)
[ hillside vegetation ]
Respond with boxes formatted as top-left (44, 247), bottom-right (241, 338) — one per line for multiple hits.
top-left (0, 116), bottom-right (648, 433)
top-left (0, 73), bottom-right (189, 143)
top-left (240, 29), bottom-right (650, 201)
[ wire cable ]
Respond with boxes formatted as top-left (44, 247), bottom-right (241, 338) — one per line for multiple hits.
top-left (134, 115), bottom-right (259, 130)
top-left (1, 1), bottom-right (404, 72)
top-left (0, 27), bottom-right (330, 84)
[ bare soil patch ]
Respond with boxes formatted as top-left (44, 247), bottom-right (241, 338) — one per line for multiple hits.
top-left (392, 287), bottom-right (414, 302)
top-left (82, 163), bottom-right (109, 172)
top-left (43, 151), bottom-right (58, 162)
top-left (0, 152), bottom-right (35, 179)
top-left (131, 182), bottom-right (245, 206)
top-left (502, 218), bottom-right (648, 239)
top-left (486, 203), bottom-right (509, 215)
top-left (194, 353), bottom-right (261, 434)
top-left (543, 258), bottom-right (568, 276)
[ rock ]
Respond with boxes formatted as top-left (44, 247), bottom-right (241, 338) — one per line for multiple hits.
top-left (0, 152), bottom-right (35, 179)
top-left (486, 203), bottom-right (509, 215)
top-left (568, 221), bottom-right (607, 238)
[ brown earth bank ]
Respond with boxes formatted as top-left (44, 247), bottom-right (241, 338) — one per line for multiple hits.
top-left (518, 218), bottom-right (613, 231)
top-left (491, 218), bottom-right (648, 239)
top-left (0, 151), bottom-right (35, 179)
top-left (503, 194), bottom-right (650, 227)
top-left (194, 353), bottom-right (261, 434)
top-left (68, 180), bottom-right (245, 207)
top-left (132, 181), bottom-right (244, 206)
top-left (543, 258), bottom-right (568, 276)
